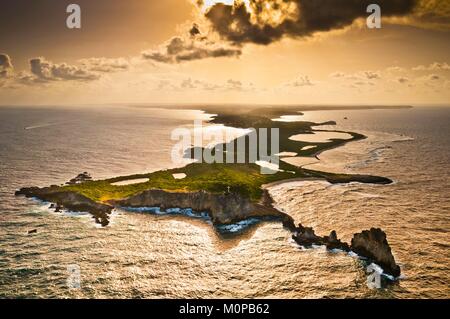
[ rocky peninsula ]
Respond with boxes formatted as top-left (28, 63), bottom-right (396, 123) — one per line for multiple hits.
top-left (15, 105), bottom-right (404, 277)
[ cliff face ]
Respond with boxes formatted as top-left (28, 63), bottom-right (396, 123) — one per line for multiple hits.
top-left (351, 228), bottom-right (401, 277)
top-left (15, 187), bottom-right (401, 277)
top-left (15, 187), bottom-right (112, 226)
top-left (109, 189), bottom-right (288, 225)
top-left (15, 186), bottom-right (293, 227)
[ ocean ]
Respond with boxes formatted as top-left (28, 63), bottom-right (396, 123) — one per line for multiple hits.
top-left (0, 105), bottom-right (448, 298)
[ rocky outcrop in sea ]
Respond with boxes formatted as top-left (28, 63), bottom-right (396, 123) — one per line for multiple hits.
top-left (351, 228), bottom-right (401, 277)
top-left (292, 224), bottom-right (400, 277)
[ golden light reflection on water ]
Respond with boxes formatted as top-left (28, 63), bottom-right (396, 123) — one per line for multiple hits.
top-left (1, 107), bottom-right (449, 299)
top-left (2, 202), bottom-right (375, 298)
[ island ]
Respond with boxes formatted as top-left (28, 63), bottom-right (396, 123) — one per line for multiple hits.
top-left (15, 105), bottom-right (408, 278)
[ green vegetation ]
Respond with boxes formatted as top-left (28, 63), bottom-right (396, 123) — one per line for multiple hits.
top-left (57, 107), bottom-right (391, 204)
top-left (65, 163), bottom-right (293, 202)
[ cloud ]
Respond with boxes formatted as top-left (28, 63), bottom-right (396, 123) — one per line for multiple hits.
top-left (142, 25), bottom-right (242, 64)
top-left (330, 72), bottom-right (346, 78)
top-left (226, 79), bottom-right (244, 90)
top-left (0, 53), bottom-right (13, 78)
top-left (428, 74), bottom-right (441, 81)
top-left (203, 0), bottom-right (418, 45)
top-left (328, 70), bottom-right (380, 87)
top-left (158, 77), bottom-right (254, 92)
top-left (364, 71), bottom-right (381, 80)
top-left (417, 73), bottom-right (446, 89)
top-left (412, 62), bottom-right (450, 71)
top-left (353, 80), bottom-right (375, 86)
top-left (143, 37), bottom-right (241, 64)
top-left (285, 75), bottom-right (314, 87)
top-left (80, 57), bottom-right (130, 73)
top-left (180, 78), bottom-right (221, 90)
top-left (409, 0), bottom-right (450, 30)
top-left (386, 66), bottom-right (407, 73)
top-left (189, 23), bottom-right (202, 37)
top-left (2, 55), bottom-right (128, 88)
top-left (15, 71), bottom-right (36, 85)
top-left (328, 66), bottom-right (449, 91)
top-left (29, 57), bottom-right (100, 82)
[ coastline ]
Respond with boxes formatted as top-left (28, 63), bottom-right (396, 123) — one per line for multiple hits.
top-left (15, 105), bottom-right (396, 226)
top-left (14, 105), bottom-right (405, 277)
top-left (262, 177), bottom-right (325, 189)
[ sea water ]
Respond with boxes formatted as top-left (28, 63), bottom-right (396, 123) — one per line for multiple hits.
top-left (0, 105), bottom-right (448, 298)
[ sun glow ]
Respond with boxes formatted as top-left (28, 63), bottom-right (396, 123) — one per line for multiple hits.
top-left (201, 0), bottom-right (251, 12)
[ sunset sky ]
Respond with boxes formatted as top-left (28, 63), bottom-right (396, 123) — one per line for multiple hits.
top-left (0, 0), bottom-right (449, 106)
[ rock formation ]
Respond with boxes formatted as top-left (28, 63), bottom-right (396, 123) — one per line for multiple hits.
top-left (292, 224), bottom-right (400, 277)
top-left (109, 189), bottom-right (290, 225)
top-left (15, 187), bottom-right (292, 227)
top-left (15, 186), bottom-right (401, 277)
top-left (351, 228), bottom-right (401, 277)
top-left (324, 230), bottom-right (350, 252)
top-left (15, 187), bottom-right (112, 226)
top-left (292, 224), bottom-right (349, 251)
top-left (292, 224), bottom-right (321, 247)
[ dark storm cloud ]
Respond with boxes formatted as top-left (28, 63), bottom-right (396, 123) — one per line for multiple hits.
top-left (143, 25), bottom-right (242, 64)
top-left (204, 0), bottom-right (418, 45)
top-left (414, 0), bottom-right (450, 27)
